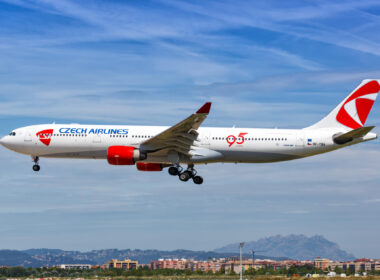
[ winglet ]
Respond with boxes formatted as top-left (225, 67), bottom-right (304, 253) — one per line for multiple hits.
top-left (196, 102), bottom-right (212, 114)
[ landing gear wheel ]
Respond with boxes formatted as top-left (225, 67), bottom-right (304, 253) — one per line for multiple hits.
top-left (33, 164), bottom-right (40, 172)
top-left (32, 156), bottom-right (40, 172)
top-left (179, 171), bottom-right (191, 182)
top-left (193, 176), bottom-right (203, 185)
top-left (168, 166), bottom-right (179, 176)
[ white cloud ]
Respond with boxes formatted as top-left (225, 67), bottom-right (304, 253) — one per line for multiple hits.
top-left (364, 198), bottom-right (380, 204)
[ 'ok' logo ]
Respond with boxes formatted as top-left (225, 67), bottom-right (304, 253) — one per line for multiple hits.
top-left (36, 129), bottom-right (54, 146)
top-left (336, 80), bottom-right (379, 129)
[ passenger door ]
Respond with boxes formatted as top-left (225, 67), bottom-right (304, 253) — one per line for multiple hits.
top-left (24, 130), bottom-right (32, 142)
top-left (295, 134), bottom-right (304, 147)
top-left (93, 134), bottom-right (101, 144)
top-left (199, 131), bottom-right (210, 147)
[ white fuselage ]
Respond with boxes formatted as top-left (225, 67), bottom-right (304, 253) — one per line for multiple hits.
top-left (0, 124), bottom-right (376, 164)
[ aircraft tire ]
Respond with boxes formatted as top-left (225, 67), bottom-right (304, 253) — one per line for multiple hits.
top-left (193, 176), bottom-right (203, 185)
top-left (179, 171), bottom-right (191, 182)
top-left (168, 166), bottom-right (179, 176)
top-left (33, 164), bottom-right (40, 172)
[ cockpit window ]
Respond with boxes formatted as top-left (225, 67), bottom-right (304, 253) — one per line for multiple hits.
top-left (8, 132), bottom-right (16, 136)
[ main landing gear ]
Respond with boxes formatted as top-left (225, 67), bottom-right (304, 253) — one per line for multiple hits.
top-left (168, 164), bottom-right (203, 184)
top-left (32, 156), bottom-right (40, 172)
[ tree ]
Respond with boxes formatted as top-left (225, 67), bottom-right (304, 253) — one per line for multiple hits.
top-left (277, 267), bottom-right (287, 275)
top-left (347, 266), bottom-right (355, 276)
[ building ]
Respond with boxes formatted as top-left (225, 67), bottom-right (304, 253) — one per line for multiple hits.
top-left (328, 259), bottom-right (380, 273)
top-left (150, 258), bottom-right (313, 274)
top-left (150, 259), bottom-right (187, 270)
top-left (150, 258), bottom-right (221, 273)
top-left (149, 257), bottom-right (380, 274)
top-left (103, 259), bottom-right (138, 270)
top-left (59, 264), bottom-right (92, 269)
top-left (314, 258), bottom-right (332, 270)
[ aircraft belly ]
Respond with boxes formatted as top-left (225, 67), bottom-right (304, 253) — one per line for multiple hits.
top-left (218, 150), bottom-right (301, 163)
top-left (40, 149), bottom-right (107, 159)
top-left (30, 142), bottom-right (108, 159)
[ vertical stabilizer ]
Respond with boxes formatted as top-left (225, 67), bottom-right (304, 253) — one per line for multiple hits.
top-left (307, 79), bottom-right (380, 129)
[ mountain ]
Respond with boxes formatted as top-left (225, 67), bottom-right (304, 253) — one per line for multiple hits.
top-left (214, 234), bottom-right (355, 261)
top-left (0, 248), bottom-right (282, 267)
top-left (0, 235), bottom-right (355, 267)
top-left (0, 250), bottom-right (40, 267)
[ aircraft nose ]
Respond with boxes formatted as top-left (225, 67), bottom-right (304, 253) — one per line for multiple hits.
top-left (0, 136), bottom-right (8, 147)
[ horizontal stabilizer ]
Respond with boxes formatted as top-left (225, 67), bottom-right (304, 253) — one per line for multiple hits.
top-left (333, 126), bottom-right (375, 144)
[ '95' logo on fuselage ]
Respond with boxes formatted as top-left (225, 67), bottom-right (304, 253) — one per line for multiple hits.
top-left (226, 132), bottom-right (248, 147)
top-left (36, 129), bottom-right (53, 146)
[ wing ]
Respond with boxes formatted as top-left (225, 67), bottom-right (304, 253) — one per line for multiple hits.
top-left (140, 102), bottom-right (211, 157)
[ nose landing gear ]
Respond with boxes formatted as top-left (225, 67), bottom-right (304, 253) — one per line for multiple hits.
top-left (168, 164), bottom-right (203, 184)
top-left (32, 156), bottom-right (40, 172)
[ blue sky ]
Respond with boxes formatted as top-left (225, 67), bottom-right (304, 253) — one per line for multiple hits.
top-left (0, 0), bottom-right (380, 258)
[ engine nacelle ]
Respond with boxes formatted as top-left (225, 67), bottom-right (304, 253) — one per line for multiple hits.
top-left (136, 162), bottom-right (163, 172)
top-left (107, 146), bottom-right (146, 165)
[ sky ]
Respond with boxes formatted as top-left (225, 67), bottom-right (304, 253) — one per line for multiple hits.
top-left (0, 0), bottom-right (380, 258)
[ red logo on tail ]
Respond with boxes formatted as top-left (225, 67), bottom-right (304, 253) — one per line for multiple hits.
top-left (36, 129), bottom-right (53, 146)
top-left (336, 80), bottom-right (380, 129)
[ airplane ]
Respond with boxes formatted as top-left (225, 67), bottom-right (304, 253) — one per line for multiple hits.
top-left (0, 79), bottom-right (379, 185)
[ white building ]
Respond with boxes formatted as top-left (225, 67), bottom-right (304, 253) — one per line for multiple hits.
top-left (59, 264), bottom-right (92, 269)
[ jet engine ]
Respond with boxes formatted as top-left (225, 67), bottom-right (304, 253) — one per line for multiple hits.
top-left (107, 146), bottom-right (146, 165)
